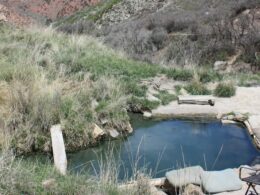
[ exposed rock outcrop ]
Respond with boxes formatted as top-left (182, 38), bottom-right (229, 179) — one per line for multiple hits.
top-left (0, 0), bottom-right (99, 26)
top-left (92, 124), bottom-right (106, 139)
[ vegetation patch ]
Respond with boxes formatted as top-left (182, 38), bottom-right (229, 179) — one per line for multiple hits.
top-left (163, 68), bottom-right (193, 81)
top-left (0, 152), bottom-right (151, 194)
top-left (198, 70), bottom-right (223, 83)
top-left (56, 0), bottom-right (122, 25)
top-left (0, 24), bottom-right (162, 154)
top-left (214, 82), bottom-right (236, 97)
top-left (128, 97), bottom-right (160, 112)
top-left (184, 80), bottom-right (211, 95)
top-left (155, 90), bottom-right (177, 105)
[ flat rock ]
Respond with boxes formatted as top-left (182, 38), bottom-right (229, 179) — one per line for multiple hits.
top-left (109, 129), bottom-right (120, 138)
top-left (234, 112), bottom-right (247, 122)
top-left (183, 184), bottom-right (204, 195)
top-left (0, 13), bottom-right (7, 22)
top-left (214, 61), bottom-right (228, 71)
top-left (92, 124), bottom-right (105, 139)
top-left (91, 99), bottom-right (99, 109)
top-left (126, 122), bottom-right (133, 133)
top-left (42, 178), bottom-right (56, 189)
top-left (143, 111), bottom-right (152, 118)
top-left (221, 119), bottom-right (238, 124)
top-left (227, 115), bottom-right (235, 120)
top-left (179, 88), bottom-right (189, 96)
top-left (147, 93), bottom-right (160, 102)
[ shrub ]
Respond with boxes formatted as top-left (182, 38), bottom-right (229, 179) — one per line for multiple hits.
top-left (185, 80), bottom-right (211, 95)
top-left (198, 70), bottom-right (223, 83)
top-left (214, 82), bottom-right (236, 97)
top-left (128, 97), bottom-right (160, 112)
top-left (164, 68), bottom-right (193, 81)
top-left (155, 90), bottom-right (177, 105)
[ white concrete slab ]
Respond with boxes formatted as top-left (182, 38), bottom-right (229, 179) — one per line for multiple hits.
top-left (50, 124), bottom-right (67, 175)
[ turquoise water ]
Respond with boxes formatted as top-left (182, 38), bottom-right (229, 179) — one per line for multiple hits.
top-left (68, 116), bottom-right (259, 179)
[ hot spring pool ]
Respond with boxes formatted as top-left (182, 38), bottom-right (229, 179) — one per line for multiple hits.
top-left (68, 115), bottom-right (259, 179)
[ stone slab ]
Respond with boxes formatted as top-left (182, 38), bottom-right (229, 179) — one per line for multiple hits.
top-left (50, 124), bottom-right (67, 175)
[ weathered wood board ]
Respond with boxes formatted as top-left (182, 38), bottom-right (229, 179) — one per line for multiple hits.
top-left (178, 95), bottom-right (215, 106)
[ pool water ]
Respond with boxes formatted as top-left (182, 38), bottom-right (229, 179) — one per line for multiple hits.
top-left (68, 115), bottom-right (259, 179)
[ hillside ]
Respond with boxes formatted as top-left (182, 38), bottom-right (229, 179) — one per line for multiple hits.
top-left (57, 0), bottom-right (260, 70)
top-left (0, 0), bottom-right (99, 25)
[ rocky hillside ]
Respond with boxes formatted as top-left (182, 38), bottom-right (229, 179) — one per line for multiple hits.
top-left (0, 0), bottom-right (99, 25)
top-left (57, 0), bottom-right (260, 71)
top-left (1, 0), bottom-right (259, 70)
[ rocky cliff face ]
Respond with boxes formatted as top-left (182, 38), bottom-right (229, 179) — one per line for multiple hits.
top-left (0, 0), bottom-right (99, 25)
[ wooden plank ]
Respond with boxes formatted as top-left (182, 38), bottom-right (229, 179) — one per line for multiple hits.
top-left (178, 95), bottom-right (215, 106)
top-left (50, 124), bottom-right (67, 175)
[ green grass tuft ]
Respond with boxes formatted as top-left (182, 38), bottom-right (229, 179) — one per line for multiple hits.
top-left (185, 80), bottom-right (211, 95)
top-left (163, 68), bottom-right (193, 81)
top-left (155, 90), bottom-right (177, 105)
top-left (214, 82), bottom-right (236, 97)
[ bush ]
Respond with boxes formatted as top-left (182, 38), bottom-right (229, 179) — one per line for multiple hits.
top-left (198, 70), bottom-right (223, 83)
top-left (214, 82), bottom-right (236, 97)
top-left (155, 90), bottom-right (177, 105)
top-left (185, 80), bottom-right (211, 95)
top-left (164, 68), bottom-right (193, 81)
top-left (128, 97), bottom-right (160, 112)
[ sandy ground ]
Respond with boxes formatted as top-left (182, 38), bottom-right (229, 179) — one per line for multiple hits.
top-left (152, 87), bottom-right (260, 117)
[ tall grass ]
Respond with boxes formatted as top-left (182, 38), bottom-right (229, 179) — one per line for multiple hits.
top-left (184, 80), bottom-right (211, 95)
top-left (0, 145), bottom-right (154, 194)
top-left (0, 152), bottom-right (125, 194)
top-left (0, 24), bottom-right (135, 153)
top-left (214, 82), bottom-right (236, 97)
top-left (2, 24), bottom-right (199, 153)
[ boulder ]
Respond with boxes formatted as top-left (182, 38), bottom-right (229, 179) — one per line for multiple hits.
top-left (179, 88), bottom-right (189, 96)
top-left (42, 178), bottom-right (56, 189)
top-left (232, 62), bottom-right (251, 73)
top-left (227, 115), bottom-right (235, 120)
top-left (183, 184), bottom-right (204, 195)
top-left (221, 119), bottom-right (238, 124)
top-left (100, 117), bottom-right (109, 125)
top-left (126, 122), bottom-right (133, 133)
top-left (214, 61), bottom-right (228, 71)
top-left (108, 129), bottom-right (120, 138)
top-left (0, 13), bottom-right (7, 22)
top-left (234, 112), bottom-right (248, 122)
top-left (92, 124), bottom-right (105, 139)
top-left (91, 99), bottom-right (99, 109)
top-left (143, 111), bottom-right (152, 118)
top-left (147, 93), bottom-right (161, 102)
